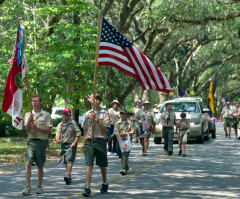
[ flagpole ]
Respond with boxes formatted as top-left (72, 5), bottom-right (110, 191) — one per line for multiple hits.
top-left (91, 13), bottom-right (101, 144)
top-left (17, 19), bottom-right (36, 137)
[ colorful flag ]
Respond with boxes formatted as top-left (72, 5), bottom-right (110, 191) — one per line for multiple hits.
top-left (56, 155), bottom-right (65, 168)
top-left (142, 115), bottom-right (151, 132)
top-left (208, 82), bottom-right (214, 116)
top-left (2, 24), bottom-right (27, 130)
top-left (221, 97), bottom-right (227, 106)
top-left (85, 94), bottom-right (93, 105)
top-left (177, 85), bottom-right (189, 97)
top-left (98, 18), bottom-right (172, 93)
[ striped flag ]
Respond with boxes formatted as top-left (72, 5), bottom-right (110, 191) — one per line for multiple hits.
top-left (85, 94), bottom-right (93, 105)
top-left (2, 24), bottom-right (27, 130)
top-left (98, 17), bottom-right (172, 93)
top-left (142, 115), bottom-right (151, 132)
top-left (177, 85), bottom-right (189, 97)
top-left (221, 97), bottom-right (227, 106)
top-left (56, 155), bottom-right (65, 168)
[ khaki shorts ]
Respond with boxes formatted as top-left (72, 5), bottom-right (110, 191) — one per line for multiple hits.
top-left (25, 139), bottom-right (48, 167)
top-left (60, 143), bottom-right (77, 163)
top-left (224, 119), bottom-right (232, 128)
top-left (84, 138), bottom-right (108, 167)
top-left (179, 131), bottom-right (187, 143)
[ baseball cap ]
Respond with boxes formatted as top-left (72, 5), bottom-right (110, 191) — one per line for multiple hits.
top-left (136, 100), bottom-right (141, 103)
top-left (62, 108), bottom-right (71, 115)
top-left (236, 102), bottom-right (239, 104)
top-left (226, 101), bottom-right (230, 105)
top-left (112, 100), bottom-right (120, 105)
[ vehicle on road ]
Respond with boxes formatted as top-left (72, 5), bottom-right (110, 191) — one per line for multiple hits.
top-left (154, 97), bottom-right (211, 144)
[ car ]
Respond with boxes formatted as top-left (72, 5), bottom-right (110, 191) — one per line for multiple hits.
top-left (51, 107), bottom-right (65, 120)
top-left (154, 97), bottom-right (210, 144)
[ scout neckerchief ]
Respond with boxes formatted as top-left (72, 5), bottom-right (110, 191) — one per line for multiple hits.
top-left (60, 121), bottom-right (76, 137)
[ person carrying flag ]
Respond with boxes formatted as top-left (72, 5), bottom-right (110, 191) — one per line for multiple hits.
top-left (231, 102), bottom-right (240, 139)
top-left (114, 109), bottom-right (135, 175)
top-left (81, 95), bottom-right (110, 197)
top-left (161, 103), bottom-right (176, 155)
top-left (135, 100), bottom-right (155, 156)
top-left (22, 94), bottom-right (52, 195)
top-left (55, 108), bottom-right (81, 185)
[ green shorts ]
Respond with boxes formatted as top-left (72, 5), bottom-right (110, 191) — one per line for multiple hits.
top-left (84, 138), bottom-right (108, 167)
top-left (25, 139), bottom-right (48, 167)
top-left (232, 118), bottom-right (239, 129)
top-left (60, 143), bottom-right (77, 164)
top-left (224, 119), bottom-right (232, 128)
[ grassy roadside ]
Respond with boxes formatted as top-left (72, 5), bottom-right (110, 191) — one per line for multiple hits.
top-left (0, 137), bottom-right (84, 165)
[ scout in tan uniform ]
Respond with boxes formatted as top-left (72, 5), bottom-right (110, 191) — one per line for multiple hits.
top-left (135, 100), bottom-right (155, 156)
top-left (22, 94), bottom-right (52, 195)
top-left (231, 102), bottom-right (240, 139)
top-left (161, 103), bottom-right (176, 155)
top-left (220, 102), bottom-right (233, 138)
top-left (114, 109), bottom-right (135, 175)
top-left (56, 108), bottom-right (81, 185)
top-left (81, 95), bottom-right (110, 197)
top-left (107, 100), bottom-right (120, 156)
top-left (133, 99), bottom-right (142, 115)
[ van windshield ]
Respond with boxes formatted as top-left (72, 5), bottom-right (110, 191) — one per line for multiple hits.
top-left (160, 102), bottom-right (200, 113)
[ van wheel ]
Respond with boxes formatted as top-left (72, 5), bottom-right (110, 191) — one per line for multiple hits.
top-left (154, 137), bottom-right (162, 144)
top-left (197, 128), bottom-right (204, 144)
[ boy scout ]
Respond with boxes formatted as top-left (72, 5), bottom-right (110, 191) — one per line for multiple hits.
top-left (82, 95), bottom-right (110, 197)
top-left (22, 94), bottom-right (52, 195)
top-left (55, 108), bottom-right (81, 185)
top-left (231, 102), bottom-right (240, 139)
top-left (135, 100), bottom-right (155, 156)
top-left (161, 103), bottom-right (176, 155)
top-left (220, 102), bottom-right (233, 138)
top-left (114, 109), bottom-right (135, 175)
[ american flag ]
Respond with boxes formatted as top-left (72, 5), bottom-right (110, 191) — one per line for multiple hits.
top-left (221, 97), bottom-right (227, 106)
top-left (85, 94), bottom-right (93, 105)
top-left (98, 18), bottom-right (172, 93)
top-left (177, 85), bottom-right (189, 97)
top-left (142, 115), bottom-right (151, 132)
top-left (56, 155), bottom-right (65, 168)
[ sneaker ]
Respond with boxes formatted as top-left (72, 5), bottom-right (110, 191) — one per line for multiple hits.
top-left (113, 152), bottom-right (117, 156)
top-left (36, 185), bottom-right (43, 194)
top-left (22, 186), bottom-right (32, 195)
top-left (178, 150), bottom-right (182, 155)
top-left (168, 151), bottom-right (173, 155)
top-left (120, 170), bottom-right (127, 175)
top-left (182, 154), bottom-right (186, 157)
top-left (225, 132), bottom-right (228, 138)
top-left (107, 152), bottom-right (112, 156)
top-left (64, 176), bottom-right (71, 185)
top-left (143, 152), bottom-right (147, 156)
top-left (82, 188), bottom-right (91, 197)
top-left (100, 183), bottom-right (108, 194)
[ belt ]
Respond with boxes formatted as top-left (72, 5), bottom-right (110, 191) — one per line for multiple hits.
top-left (86, 138), bottom-right (105, 142)
top-left (29, 138), bottom-right (41, 141)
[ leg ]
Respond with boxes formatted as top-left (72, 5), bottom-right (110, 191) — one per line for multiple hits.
top-left (100, 167), bottom-right (107, 183)
top-left (86, 166), bottom-right (93, 188)
top-left (140, 139), bottom-right (144, 153)
top-left (163, 128), bottom-right (168, 153)
top-left (66, 163), bottom-right (73, 177)
top-left (183, 142), bottom-right (186, 154)
top-left (37, 166), bottom-right (44, 186)
top-left (25, 163), bottom-right (32, 186)
top-left (112, 135), bottom-right (117, 153)
top-left (107, 125), bottom-right (114, 153)
top-left (228, 127), bottom-right (231, 138)
top-left (144, 137), bottom-right (149, 153)
top-left (168, 129), bottom-right (174, 153)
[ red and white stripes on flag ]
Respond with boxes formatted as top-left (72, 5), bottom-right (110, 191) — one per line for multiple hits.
top-left (98, 17), bottom-right (172, 93)
top-left (142, 115), bottom-right (151, 132)
top-left (86, 94), bottom-right (93, 105)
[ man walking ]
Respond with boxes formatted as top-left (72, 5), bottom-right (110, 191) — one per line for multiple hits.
top-left (220, 102), bottom-right (233, 138)
top-left (22, 94), bottom-right (52, 195)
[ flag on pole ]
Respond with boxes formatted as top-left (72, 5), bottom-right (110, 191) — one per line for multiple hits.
top-left (142, 115), bottom-right (151, 132)
top-left (177, 85), bottom-right (189, 97)
top-left (2, 24), bottom-right (27, 130)
top-left (85, 94), bottom-right (93, 105)
top-left (221, 97), bottom-right (227, 106)
top-left (56, 155), bottom-right (65, 168)
top-left (208, 82), bottom-right (214, 116)
top-left (98, 17), bottom-right (172, 93)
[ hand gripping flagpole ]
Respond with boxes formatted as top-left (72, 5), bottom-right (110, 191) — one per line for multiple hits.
top-left (91, 13), bottom-right (101, 144)
top-left (17, 19), bottom-right (36, 137)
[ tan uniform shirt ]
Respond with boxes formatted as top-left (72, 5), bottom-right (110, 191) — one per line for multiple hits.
top-left (135, 109), bottom-right (155, 126)
top-left (56, 119), bottom-right (81, 144)
top-left (108, 108), bottom-right (120, 125)
top-left (82, 108), bottom-right (110, 139)
top-left (114, 120), bottom-right (134, 140)
top-left (221, 107), bottom-right (233, 119)
top-left (133, 107), bottom-right (141, 115)
top-left (161, 111), bottom-right (176, 128)
top-left (232, 107), bottom-right (240, 119)
top-left (24, 109), bottom-right (53, 140)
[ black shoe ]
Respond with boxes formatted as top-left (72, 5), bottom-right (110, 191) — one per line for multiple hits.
top-left (120, 170), bottom-right (127, 175)
top-left (168, 151), bottom-right (173, 155)
top-left (64, 177), bottom-right (71, 185)
top-left (82, 188), bottom-right (91, 197)
top-left (100, 183), bottom-right (108, 194)
top-left (182, 154), bottom-right (186, 157)
top-left (225, 132), bottom-right (228, 138)
top-left (178, 150), bottom-right (182, 155)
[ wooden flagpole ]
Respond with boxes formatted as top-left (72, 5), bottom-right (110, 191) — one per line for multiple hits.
top-left (91, 13), bottom-right (101, 144)
top-left (17, 19), bottom-right (36, 137)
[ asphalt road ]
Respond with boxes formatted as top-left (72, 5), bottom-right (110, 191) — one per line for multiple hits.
top-left (0, 122), bottom-right (240, 199)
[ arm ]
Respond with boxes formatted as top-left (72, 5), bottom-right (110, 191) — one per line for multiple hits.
top-left (91, 112), bottom-right (108, 132)
top-left (25, 114), bottom-right (33, 132)
top-left (71, 136), bottom-right (80, 148)
top-left (55, 133), bottom-right (61, 144)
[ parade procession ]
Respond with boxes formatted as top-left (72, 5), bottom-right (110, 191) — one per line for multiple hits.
top-left (1, 1), bottom-right (240, 199)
